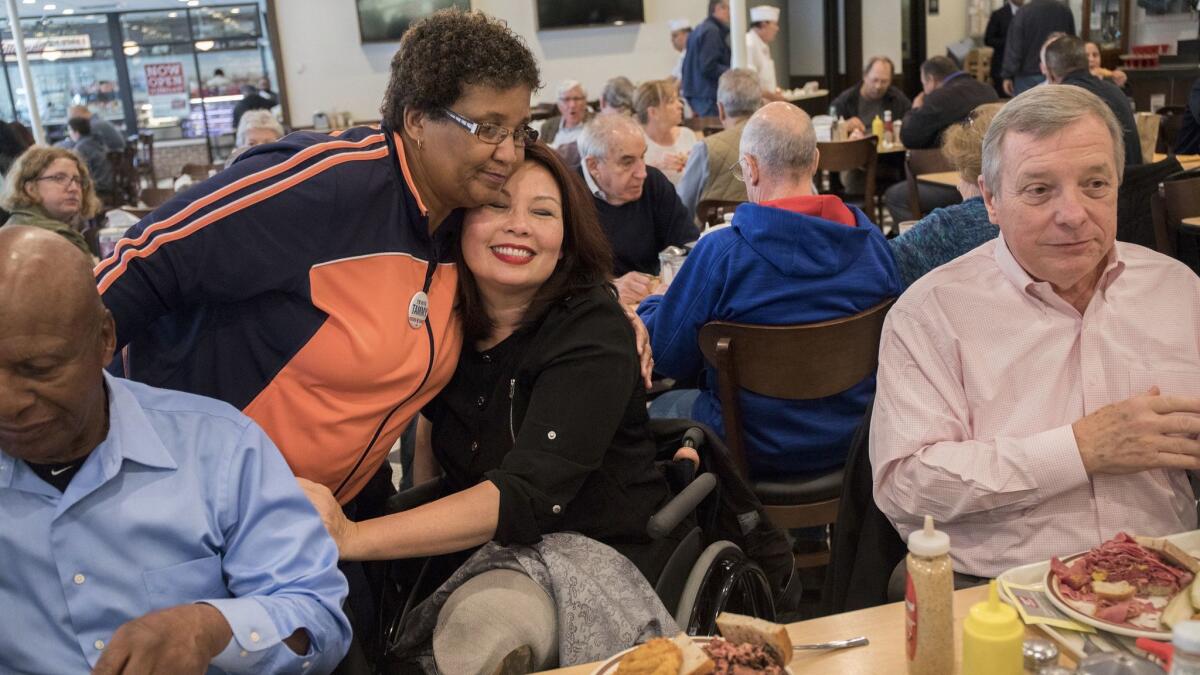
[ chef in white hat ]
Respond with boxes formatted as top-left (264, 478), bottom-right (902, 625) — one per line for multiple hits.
top-left (668, 18), bottom-right (692, 81)
top-left (746, 6), bottom-right (784, 101)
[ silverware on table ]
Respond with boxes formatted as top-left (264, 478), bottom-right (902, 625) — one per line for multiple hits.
top-left (793, 636), bottom-right (869, 651)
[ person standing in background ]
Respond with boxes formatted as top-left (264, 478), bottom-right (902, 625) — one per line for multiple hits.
top-left (984, 0), bottom-right (1022, 97)
top-left (1000, 0), bottom-right (1074, 96)
top-left (669, 19), bottom-right (692, 82)
top-left (682, 0), bottom-right (731, 117)
top-left (745, 5), bottom-right (784, 102)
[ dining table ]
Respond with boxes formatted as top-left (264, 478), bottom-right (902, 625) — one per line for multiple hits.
top-left (539, 585), bottom-right (1081, 674)
top-left (1183, 216), bottom-right (1200, 232)
top-left (917, 170), bottom-right (960, 188)
top-left (1154, 152), bottom-right (1200, 170)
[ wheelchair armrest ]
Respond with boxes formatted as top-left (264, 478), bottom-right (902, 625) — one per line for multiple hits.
top-left (647, 472), bottom-right (717, 539)
top-left (385, 476), bottom-right (447, 514)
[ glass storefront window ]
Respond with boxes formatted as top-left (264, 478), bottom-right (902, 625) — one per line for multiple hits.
top-left (191, 5), bottom-right (261, 41)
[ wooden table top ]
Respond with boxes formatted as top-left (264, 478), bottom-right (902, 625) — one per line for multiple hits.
top-left (541, 585), bottom-right (1076, 674)
top-left (918, 170), bottom-right (960, 187)
top-left (1183, 216), bottom-right (1200, 230)
top-left (1154, 152), bottom-right (1200, 169)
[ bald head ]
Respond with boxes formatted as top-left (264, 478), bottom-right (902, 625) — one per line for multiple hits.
top-left (0, 226), bottom-right (114, 465)
top-left (740, 102), bottom-right (819, 183)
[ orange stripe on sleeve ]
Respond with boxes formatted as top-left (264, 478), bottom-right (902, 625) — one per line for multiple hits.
top-left (96, 145), bottom-right (391, 294)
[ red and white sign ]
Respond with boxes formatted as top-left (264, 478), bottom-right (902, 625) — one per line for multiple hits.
top-left (145, 62), bottom-right (189, 118)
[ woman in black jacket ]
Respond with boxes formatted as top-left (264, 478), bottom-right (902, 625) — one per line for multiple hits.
top-left (301, 143), bottom-right (677, 673)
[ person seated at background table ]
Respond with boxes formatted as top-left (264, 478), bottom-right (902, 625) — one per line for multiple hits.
top-left (66, 117), bottom-right (115, 201)
top-left (300, 143), bottom-right (678, 674)
top-left (871, 85), bottom-right (1200, 581)
top-left (225, 109), bottom-right (286, 167)
top-left (889, 102), bottom-right (1002, 288)
top-left (1085, 40), bottom-right (1127, 88)
top-left (640, 102), bottom-right (901, 478)
top-left (636, 79), bottom-right (698, 185)
top-left (831, 56), bottom-right (912, 139)
top-left (578, 113), bottom-right (697, 305)
top-left (60, 105), bottom-right (125, 152)
top-left (0, 226), bottom-right (351, 674)
top-left (1042, 34), bottom-right (1142, 167)
top-left (1, 145), bottom-right (99, 256)
top-left (676, 68), bottom-right (763, 225)
top-left (600, 76), bottom-right (636, 116)
top-left (539, 79), bottom-right (592, 149)
top-left (885, 56), bottom-right (998, 223)
top-left (1176, 75), bottom-right (1200, 155)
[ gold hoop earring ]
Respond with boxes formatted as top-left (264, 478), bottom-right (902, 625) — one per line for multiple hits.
top-left (417, 137), bottom-right (424, 151)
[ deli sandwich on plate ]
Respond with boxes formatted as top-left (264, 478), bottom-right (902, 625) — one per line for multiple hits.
top-left (1049, 532), bottom-right (1200, 632)
top-left (614, 613), bottom-right (793, 675)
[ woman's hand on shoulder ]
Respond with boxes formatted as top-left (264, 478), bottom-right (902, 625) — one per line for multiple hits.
top-left (621, 304), bottom-right (655, 390)
top-left (297, 477), bottom-right (357, 559)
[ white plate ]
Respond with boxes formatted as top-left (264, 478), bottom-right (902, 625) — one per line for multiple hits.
top-left (1043, 552), bottom-right (1173, 639)
top-left (590, 636), bottom-right (795, 675)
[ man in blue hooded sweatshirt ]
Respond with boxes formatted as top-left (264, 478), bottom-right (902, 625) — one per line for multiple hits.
top-left (639, 102), bottom-right (902, 477)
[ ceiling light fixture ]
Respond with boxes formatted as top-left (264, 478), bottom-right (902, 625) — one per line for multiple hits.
top-left (62, 8), bottom-right (73, 14)
top-left (194, 39), bottom-right (214, 51)
top-left (43, 3), bottom-right (56, 9)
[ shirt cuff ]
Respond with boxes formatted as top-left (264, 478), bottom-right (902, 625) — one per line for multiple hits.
top-left (203, 597), bottom-right (316, 673)
top-left (1023, 424), bottom-right (1090, 499)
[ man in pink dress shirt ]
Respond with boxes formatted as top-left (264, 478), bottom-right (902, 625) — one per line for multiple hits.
top-left (871, 85), bottom-right (1200, 579)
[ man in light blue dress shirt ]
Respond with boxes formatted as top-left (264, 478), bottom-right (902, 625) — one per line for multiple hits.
top-left (0, 225), bottom-right (351, 674)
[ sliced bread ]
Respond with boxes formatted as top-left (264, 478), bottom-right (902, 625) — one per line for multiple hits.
top-left (714, 613), bottom-right (793, 666)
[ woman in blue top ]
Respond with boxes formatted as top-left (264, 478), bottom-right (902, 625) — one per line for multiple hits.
top-left (889, 102), bottom-right (1003, 288)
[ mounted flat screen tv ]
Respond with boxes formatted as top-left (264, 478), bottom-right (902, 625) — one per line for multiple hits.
top-left (536, 0), bottom-right (645, 30)
top-left (357, 0), bottom-right (470, 43)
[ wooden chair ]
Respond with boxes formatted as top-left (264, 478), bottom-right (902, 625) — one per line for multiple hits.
top-left (1151, 174), bottom-right (1200, 270)
top-left (904, 148), bottom-right (955, 220)
top-left (697, 298), bottom-right (896, 568)
top-left (1157, 105), bottom-right (1188, 155)
top-left (817, 136), bottom-right (879, 225)
top-left (684, 116), bottom-right (722, 134)
top-left (106, 146), bottom-right (140, 207)
top-left (134, 131), bottom-right (155, 185)
top-left (180, 162), bottom-right (223, 181)
top-left (696, 199), bottom-right (743, 229)
top-left (963, 47), bottom-right (994, 84)
top-left (139, 187), bottom-right (175, 208)
top-left (1134, 112), bottom-right (1161, 164)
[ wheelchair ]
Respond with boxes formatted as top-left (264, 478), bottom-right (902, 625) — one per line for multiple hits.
top-left (363, 418), bottom-right (796, 671)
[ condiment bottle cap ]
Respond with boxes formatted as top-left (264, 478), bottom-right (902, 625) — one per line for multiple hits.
top-left (1174, 621), bottom-right (1200, 653)
top-left (907, 515), bottom-right (950, 557)
top-left (965, 581), bottom-right (1021, 636)
top-left (1023, 638), bottom-right (1059, 670)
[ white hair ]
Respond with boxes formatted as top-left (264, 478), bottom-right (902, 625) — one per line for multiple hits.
top-left (740, 106), bottom-right (817, 178)
top-left (577, 112), bottom-right (643, 160)
top-left (557, 79), bottom-right (585, 100)
top-left (235, 109), bottom-right (284, 147)
top-left (717, 69), bottom-right (763, 119)
top-left (981, 85), bottom-right (1123, 194)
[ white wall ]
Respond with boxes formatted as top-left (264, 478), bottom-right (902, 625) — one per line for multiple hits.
top-left (1129, 7), bottom-right (1199, 50)
top-left (862, 0), bottom-right (904, 72)
top-left (273, 0), bottom-right (707, 124)
top-left (924, 1), bottom-right (971, 60)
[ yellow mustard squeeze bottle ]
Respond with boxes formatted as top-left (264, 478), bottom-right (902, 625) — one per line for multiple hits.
top-left (906, 515), bottom-right (954, 675)
top-left (962, 580), bottom-right (1024, 675)
top-left (871, 114), bottom-right (885, 149)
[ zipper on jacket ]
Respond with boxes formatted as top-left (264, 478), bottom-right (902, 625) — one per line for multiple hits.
top-left (508, 377), bottom-right (517, 443)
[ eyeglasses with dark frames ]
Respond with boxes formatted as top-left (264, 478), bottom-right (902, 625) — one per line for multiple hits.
top-left (440, 108), bottom-right (539, 147)
top-left (34, 173), bottom-right (87, 188)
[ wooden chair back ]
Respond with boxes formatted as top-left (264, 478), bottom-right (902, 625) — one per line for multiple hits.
top-left (139, 187), bottom-right (175, 208)
top-left (134, 131), bottom-right (155, 184)
top-left (964, 47), bottom-right (994, 83)
top-left (106, 146), bottom-right (139, 207)
top-left (696, 199), bottom-right (743, 229)
top-left (1157, 105), bottom-right (1188, 155)
top-left (904, 148), bottom-right (955, 220)
top-left (684, 116), bottom-right (722, 133)
top-left (1152, 174), bottom-right (1200, 258)
top-left (817, 136), bottom-right (878, 221)
top-left (180, 163), bottom-right (222, 181)
top-left (697, 298), bottom-right (895, 478)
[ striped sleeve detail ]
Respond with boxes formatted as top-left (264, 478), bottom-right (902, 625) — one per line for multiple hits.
top-left (95, 133), bottom-right (387, 293)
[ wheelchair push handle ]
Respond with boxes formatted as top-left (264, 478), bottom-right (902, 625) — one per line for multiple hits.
top-left (647, 472), bottom-right (717, 539)
top-left (681, 427), bottom-right (705, 449)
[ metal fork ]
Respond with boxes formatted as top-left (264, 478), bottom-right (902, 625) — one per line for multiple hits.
top-left (793, 636), bottom-right (869, 651)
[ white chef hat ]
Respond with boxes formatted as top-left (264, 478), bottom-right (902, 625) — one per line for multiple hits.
top-left (668, 18), bottom-right (692, 33)
top-left (749, 6), bottom-right (780, 23)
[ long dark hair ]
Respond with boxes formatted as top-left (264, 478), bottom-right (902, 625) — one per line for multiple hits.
top-left (456, 142), bottom-right (613, 345)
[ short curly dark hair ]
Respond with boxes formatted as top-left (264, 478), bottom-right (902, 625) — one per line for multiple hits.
top-left (381, 9), bottom-right (541, 130)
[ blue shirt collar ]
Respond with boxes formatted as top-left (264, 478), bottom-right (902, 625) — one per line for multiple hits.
top-left (0, 372), bottom-right (176, 493)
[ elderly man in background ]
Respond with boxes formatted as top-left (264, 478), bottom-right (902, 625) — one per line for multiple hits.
top-left (1042, 34), bottom-right (1141, 166)
top-left (1001, 0), bottom-right (1075, 95)
top-left (578, 113), bottom-right (697, 305)
top-left (682, 0), bottom-right (731, 117)
top-left (539, 80), bottom-right (592, 148)
top-left (831, 56), bottom-right (912, 139)
top-left (677, 68), bottom-right (764, 224)
top-left (226, 109), bottom-right (287, 167)
top-left (871, 86), bottom-right (1200, 581)
top-left (669, 18), bottom-right (692, 81)
top-left (640, 102), bottom-right (901, 476)
top-left (745, 5), bottom-right (784, 101)
top-left (884, 55), bottom-right (997, 223)
top-left (0, 226), bottom-right (351, 673)
top-left (600, 76), bottom-right (636, 115)
top-left (60, 105), bottom-right (125, 152)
